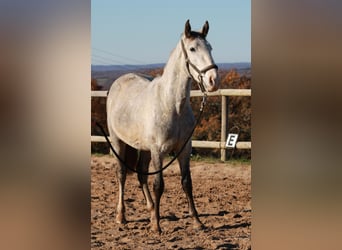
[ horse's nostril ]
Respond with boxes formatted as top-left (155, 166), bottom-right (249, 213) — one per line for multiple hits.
top-left (209, 76), bottom-right (216, 86)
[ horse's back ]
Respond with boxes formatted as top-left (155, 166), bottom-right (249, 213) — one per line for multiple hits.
top-left (109, 73), bottom-right (153, 91)
top-left (107, 72), bottom-right (153, 107)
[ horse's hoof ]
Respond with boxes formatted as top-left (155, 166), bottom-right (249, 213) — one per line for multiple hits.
top-left (193, 221), bottom-right (205, 230)
top-left (115, 215), bottom-right (127, 224)
top-left (146, 204), bottom-right (154, 212)
top-left (150, 224), bottom-right (162, 234)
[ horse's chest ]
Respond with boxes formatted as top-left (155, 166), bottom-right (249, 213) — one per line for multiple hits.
top-left (154, 113), bottom-right (194, 148)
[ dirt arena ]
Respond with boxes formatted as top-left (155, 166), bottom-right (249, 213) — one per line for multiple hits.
top-left (91, 155), bottom-right (251, 249)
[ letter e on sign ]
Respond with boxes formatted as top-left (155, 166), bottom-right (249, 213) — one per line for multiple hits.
top-left (226, 134), bottom-right (238, 148)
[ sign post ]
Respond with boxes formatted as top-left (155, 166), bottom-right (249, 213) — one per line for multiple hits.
top-left (226, 133), bottom-right (239, 148)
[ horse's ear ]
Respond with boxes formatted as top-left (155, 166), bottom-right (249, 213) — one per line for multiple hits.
top-left (202, 21), bottom-right (209, 38)
top-left (184, 19), bottom-right (191, 38)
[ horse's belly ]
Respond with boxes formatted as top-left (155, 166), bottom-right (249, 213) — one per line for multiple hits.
top-left (111, 115), bottom-right (150, 150)
top-left (112, 117), bottom-right (186, 153)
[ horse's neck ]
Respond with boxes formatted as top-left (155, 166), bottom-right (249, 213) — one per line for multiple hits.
top-left (159, 41), bottom-right (191, 114)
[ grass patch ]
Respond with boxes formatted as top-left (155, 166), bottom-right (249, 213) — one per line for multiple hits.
top-left (227, 158), bottom-right (251, 166)
top-left (190, 154), bottom-right (220, 163)
top-left (91, 153), bottom-right (106, 157)
top-left (190, 154), bottom-right (251, 165)
top-left (92, 153), bottom-right (251, 165)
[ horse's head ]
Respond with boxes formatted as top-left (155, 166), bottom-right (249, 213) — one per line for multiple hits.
top-left (181, 20), bottom-right (219, 92)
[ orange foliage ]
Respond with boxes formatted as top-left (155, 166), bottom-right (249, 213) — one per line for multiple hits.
top-left (91, 78), bottom-right (102, 90)
top-left (223, 68), bottom-right (240, 84)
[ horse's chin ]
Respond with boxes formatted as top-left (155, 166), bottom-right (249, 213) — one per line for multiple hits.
top-left (203, 75), bottom-right (219, 92)
top-left (205, 84), bottom-right (219, 92)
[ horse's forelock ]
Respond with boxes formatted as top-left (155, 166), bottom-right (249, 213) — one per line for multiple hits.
top-left (184, 31), bottom-right (206, 41)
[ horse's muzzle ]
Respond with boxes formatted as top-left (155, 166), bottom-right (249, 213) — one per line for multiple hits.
top-left (205, 69), bottom-right (219, 92)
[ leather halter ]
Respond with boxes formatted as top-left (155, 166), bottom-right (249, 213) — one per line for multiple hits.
top-left (181, 39), bottom-right (218, 93)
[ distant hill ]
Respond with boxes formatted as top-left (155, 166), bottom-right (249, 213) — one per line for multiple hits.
top-left (91, 62), bottom-right (250, 72)
top-left (91, 63), bottom-right (165, 72)
top-left (217, 62), bottom-right (250, 70)
top-left (91, 62), bottom-right (251, 90)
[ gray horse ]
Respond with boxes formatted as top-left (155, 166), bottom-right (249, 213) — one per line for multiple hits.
top-left (107, 20), bottom-right (219, 233)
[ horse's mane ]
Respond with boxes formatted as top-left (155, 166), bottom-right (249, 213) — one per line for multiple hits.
top-left (135, 73), bottom-right (155, 82)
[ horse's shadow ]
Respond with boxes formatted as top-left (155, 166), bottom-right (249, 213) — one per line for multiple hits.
top-left (127, 210), bottom-right (251, 231)
top-left (214, 222), bottom-right (251, 230)
top-left (130, 214), bottom-right (180, 223)
top-left (199, 211), bottom-right (251, 231)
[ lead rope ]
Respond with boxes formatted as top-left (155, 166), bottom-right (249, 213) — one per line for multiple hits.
top-left (95, 94), bottom-right (207, 176)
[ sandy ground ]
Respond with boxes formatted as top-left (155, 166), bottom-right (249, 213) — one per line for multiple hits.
top-left (91, 155), bottom-right (251, 249)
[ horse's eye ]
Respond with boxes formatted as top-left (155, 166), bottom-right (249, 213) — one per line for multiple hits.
top-left (190, 47), bottom-right (196, 52)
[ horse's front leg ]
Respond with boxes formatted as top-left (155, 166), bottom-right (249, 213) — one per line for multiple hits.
top-left (177, 142), bottom-right (204, 229)
top-left (150, 151), bottom-right (164, 233)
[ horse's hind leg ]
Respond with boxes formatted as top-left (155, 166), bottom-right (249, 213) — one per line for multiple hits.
top-left (177, 142), bottom-right (204, 229)
top-left (137, 151), bottom-right (154, 213)
top-left (110, 137), bottom-right (127, 224)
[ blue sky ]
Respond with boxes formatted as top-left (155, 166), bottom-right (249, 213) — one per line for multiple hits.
top-left (91, 0), bottom-right (250, 65)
